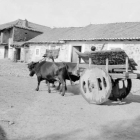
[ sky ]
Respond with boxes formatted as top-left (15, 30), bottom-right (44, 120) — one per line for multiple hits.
top-left (1, 0), bottom-right (140, 28)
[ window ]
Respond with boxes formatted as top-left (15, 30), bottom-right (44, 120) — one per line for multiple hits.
top-left (35, 48), bottom-right (40, 56)
top-left (51, 45), bottom-right (56, 50)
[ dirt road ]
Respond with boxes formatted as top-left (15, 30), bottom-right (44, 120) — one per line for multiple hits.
top-left (0, 59), bottom-right (140, 140)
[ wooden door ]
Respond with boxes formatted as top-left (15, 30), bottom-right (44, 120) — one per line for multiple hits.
top-left (4, 46), bottom-right (8, 58)
top-left (17, 48), bottom-right (21, 60)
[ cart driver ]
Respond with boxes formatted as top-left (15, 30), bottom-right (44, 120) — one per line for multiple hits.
top-left (91, 46), bottom-right (96, 51)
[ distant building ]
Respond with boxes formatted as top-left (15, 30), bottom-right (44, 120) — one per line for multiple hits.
top-left (0, 19), bottom-right (50, 61)
top-left (1, 20), bottom-right (140, 64)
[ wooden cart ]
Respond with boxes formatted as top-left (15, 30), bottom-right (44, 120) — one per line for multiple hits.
top-left (75, 49), bottom-right (140, 105)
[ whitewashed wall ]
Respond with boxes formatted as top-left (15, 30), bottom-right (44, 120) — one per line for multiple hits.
top-left (25, 43), bottom-right (72, 63)
top-left (55, 44), bottom-right (72, 62)
top-left (24, 41), bottom-right (140, 65)
top-left (20, 47), bottom-right (24, 61)
top-left (26, 44), bottom-right (49, 62)
top-left (0, 46), bottom-right (4, 59)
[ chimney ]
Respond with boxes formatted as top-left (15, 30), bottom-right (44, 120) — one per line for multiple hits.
top-left (22, 19), bottom-right (28, 28)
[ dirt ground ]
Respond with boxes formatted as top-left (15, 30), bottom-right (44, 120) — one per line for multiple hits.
top-left (0, 59), bottom-right (140, 140)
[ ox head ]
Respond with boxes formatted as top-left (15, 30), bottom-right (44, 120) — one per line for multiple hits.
top-left (66, 73), bottom-right (80, 82)
top-left (27, 61), bottom-right (38, 77)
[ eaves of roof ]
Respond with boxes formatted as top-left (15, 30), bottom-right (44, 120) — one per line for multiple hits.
top-left (0, 43), bottom-right (8, 45)
top-left (24, 41), bottom-right (64, 45)
top-left (10, 41), bottom-right (25, 47)
top-left (60, 37), bottom-right (140, 41)
top-left (0, 20), bottom-right (19, 31)
top-left (0, 25), bottom-right (43, 33)
top-left (14, 25), bottom-right (43, 33)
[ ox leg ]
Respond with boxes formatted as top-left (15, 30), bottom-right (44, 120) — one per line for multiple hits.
top-left (60, 79), bottom-right (66, 96)
top-left (56, 82), bottom-right (61, 90)
top-left (57, 82), bottom-right (67, 91)
top-left (47, 81), bottom-right (51, 93)
top-left (36, 77), bottom-right (41, 91)
top-left (65, 82), bottom-right (67, 91)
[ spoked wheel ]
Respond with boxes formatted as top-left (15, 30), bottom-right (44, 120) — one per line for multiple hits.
top-left (109, 79), bottom-right (132, 101)
top-left (80, 68), bottom-right (112, 104)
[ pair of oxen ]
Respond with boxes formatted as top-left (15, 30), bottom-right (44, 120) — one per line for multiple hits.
top-left (27, 61), bottom-right (80, 96)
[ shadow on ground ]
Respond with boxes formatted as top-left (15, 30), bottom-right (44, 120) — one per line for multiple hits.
top-left (39, 83), bottom-right (81, 96)
top-left (104, 90), bottom-right (140, 106)
top-left (12, 116), bottom-right (140, 140)
top-left (12, 129), bottom-right (83, 140)
top-left (88, 116), bottom-right (140, 140)
top-left (0, 125), bottom-right (7, 140)
top-left (66, 84), bottom-right (81, 95)
top-left (38, 82), bottom-right (81, 96)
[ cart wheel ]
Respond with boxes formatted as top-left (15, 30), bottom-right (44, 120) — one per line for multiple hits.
top-left (80, 68), bottom-right (112, 104)
top-left (109, 79), bottom-right (132, 101)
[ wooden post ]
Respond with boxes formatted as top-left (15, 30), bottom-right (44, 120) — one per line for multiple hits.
top-left (106, 58), bottom-right (109, 72)
top-left (126, 57), bottom-right (128, 73)
top-left (77, 56), bottom-right (79, 71)
top-left (89, 58), bottom-right (92, 68)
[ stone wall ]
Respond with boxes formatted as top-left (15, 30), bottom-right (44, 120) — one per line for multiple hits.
top-left (83, 41), bottom-right (140, 65)
top-left (123, 43), bottom-right (140, 65)
top-left (14, 27), bottom-right (41, 42)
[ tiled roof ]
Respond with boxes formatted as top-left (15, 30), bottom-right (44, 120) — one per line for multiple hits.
top-left (63, 22), bottom-right (140, 40)
top-left (0, 19), bottom-right (51, 33)
top-left (26, 27), bottom-right (83, 43)
top-left (14, 25), bottom-right (42, 33)
top-left (1, 20), bottom-right (140, 43)
top-left (26, 21), bottom-right (140, 43)
top-left (26, 20), bottom-right (51, 32)
top-left (0, 20), bottom-right (18, 30)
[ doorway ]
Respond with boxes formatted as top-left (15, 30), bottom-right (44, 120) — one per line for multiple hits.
top-left (16, 48), bottom-right (21, 60)
top-left (71, 46), bottom-right (81, 63)
top-left (4, 46), bottom-right (8, 58)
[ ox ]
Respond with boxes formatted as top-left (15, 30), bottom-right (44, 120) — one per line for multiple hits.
top-left (51, 62), bottom-right (80, 90)
top-left (27, 61), bottom-right (68, 96)
top-left (56, 71), bottom-right (80, 91)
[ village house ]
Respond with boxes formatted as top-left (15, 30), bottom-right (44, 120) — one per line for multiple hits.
top-left (0, 19), bottom-right (140, 65)
top-left (23, 22), bottom-right (140, 65)
top-left (0, 19), bottom-right (50, 61)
